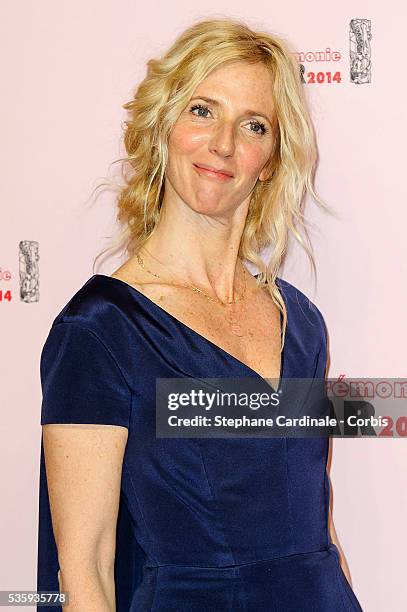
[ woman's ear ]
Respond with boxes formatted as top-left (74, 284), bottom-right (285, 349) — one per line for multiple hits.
top-left (259, 150), bottom-right (276, 181)
top-left (259, 163), bottom-right (273, 182)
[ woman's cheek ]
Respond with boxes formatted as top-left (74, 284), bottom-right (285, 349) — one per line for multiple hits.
top-left (241, 145), bottom-right (269, 179)
top-left (169, 123), bottom-right (205, 153)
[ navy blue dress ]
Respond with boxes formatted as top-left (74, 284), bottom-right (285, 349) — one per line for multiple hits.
top-left (37, 273), bottom-right (363, 611)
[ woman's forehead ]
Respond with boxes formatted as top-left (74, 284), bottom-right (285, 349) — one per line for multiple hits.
top-left (191, 64), bottom-right (274, 114)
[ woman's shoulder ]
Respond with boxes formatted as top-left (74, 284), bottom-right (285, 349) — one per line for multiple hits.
top-left (40, 275), bottom-right (134, 427)
top-left (46, 274), bottom-right (138, 345)
top-left (276, 276), bottom-right (327, 340)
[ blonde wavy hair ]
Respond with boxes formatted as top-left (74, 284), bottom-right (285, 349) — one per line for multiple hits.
top-left (92, 17), bottom-right (334, 350)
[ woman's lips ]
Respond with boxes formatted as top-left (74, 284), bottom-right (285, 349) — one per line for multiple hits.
top-left (193, 163), bottom-right (234, 180)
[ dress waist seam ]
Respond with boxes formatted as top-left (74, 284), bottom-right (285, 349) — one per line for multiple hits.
top-left (144, 544), bottom-right (336, 570)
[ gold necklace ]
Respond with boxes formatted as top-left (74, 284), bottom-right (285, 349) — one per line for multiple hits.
top-left (135, 251), bottom-right (249, 337)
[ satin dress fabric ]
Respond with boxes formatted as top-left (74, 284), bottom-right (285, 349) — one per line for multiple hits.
top-left (37, 274), bottom-right (363, 611)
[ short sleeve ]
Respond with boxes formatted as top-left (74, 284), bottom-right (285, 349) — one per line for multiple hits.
top-left (40, 322), bottom-right (132, 428)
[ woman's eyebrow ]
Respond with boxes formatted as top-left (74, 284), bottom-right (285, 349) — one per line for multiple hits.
top-left (190, 96), bottom-right (271, 123)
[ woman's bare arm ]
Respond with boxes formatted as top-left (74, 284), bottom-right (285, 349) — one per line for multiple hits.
top-left (42, 423), bottom-right (128, 611)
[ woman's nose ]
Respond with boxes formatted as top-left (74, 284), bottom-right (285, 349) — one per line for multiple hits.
top-left (208, 122), bottom-right (236, 157)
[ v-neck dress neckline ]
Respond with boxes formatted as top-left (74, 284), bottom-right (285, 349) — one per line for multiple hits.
top-left (92, 273), bottom-right (287, 393)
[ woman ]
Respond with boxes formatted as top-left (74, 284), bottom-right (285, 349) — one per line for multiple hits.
top-left (37, 18), bottom-right (363, 611)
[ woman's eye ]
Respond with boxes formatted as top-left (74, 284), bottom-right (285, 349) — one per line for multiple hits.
top-left (189, 103), bottom-right (210, 118)
top-left (248, 120), bottom-right (267, 136)
top-left (188, 105), bottom-right (268, 136)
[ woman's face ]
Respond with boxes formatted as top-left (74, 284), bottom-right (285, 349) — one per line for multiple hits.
top-left (165, 61), bottom-right (276, 218)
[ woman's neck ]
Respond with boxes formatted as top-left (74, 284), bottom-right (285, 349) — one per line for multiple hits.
top-left (134, 198), bottom-right (249, 304)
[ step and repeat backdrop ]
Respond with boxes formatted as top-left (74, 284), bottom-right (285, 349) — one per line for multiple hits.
top-left (1, 2), bottom-right (406, 610)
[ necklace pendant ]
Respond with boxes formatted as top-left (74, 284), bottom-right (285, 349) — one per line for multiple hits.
top-left (225, 311), bottom-right (238, 325)
top-left (225, 304), bottom-right (239, 322)
top-left (225, 304), bottom-right (244, 336)
top-left (229, 322), bottom-right (244, 337)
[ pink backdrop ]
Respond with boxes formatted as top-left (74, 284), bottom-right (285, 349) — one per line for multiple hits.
top-left (1, 1), bottom-right (406, 610)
